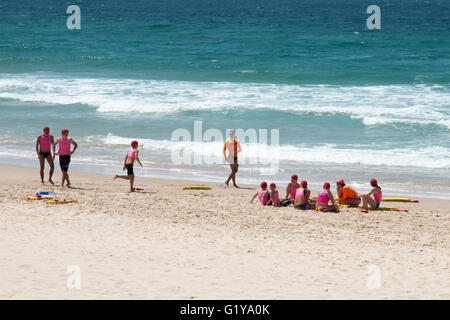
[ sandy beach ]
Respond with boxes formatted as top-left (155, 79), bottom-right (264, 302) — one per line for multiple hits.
top-left (0, 164), bottom-right (449, 299)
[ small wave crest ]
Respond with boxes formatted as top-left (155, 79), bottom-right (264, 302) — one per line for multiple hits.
top-left (0, 74), bottom-right (449, 129)
top-left (98, 133), bottom-right (450, 169)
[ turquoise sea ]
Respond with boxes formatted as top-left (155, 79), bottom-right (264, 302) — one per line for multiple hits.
top-left (0, 0), bottom-right (449, 198)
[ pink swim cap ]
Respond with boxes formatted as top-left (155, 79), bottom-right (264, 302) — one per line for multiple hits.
top-left (301, 180), bottom-right (308, 187)
top-left (270, 182), bottom-right (276, 188)
top-left (291, 174), bottom-right (298, 181)
top-left (370, 179), bottom-right (378, 186)
top-left (61, 129), bottom-right (68, 134)
top-left (337, 178), bottom-right (345, 185)
top-left (43, 126), bottom-right (49, 132)
top-left (323, 182), bottom-right (331, 189)
top-left (260, 181), bottom-right (267, 189)
top-left (131, 140), bottom-right (138, 147)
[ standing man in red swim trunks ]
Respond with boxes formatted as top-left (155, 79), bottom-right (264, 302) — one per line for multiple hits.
top-left (223, 130), bottom-right (242, 188)
top-left (35, 126), bottom-right (55, 185)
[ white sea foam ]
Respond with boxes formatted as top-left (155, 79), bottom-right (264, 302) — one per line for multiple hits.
top-left (0, 74), bottom-right (449, 128)
top-left (99, 133), bottom-right (450, 169)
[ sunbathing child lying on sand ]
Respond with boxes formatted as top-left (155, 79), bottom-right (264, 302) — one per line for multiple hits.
top-left (250, 181), bottom-right (270, 205)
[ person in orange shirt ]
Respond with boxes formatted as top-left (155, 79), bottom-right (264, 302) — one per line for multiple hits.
top-left (223, 130), bottom-right (242, 188)
top-left (336, 178), bottom-right (361, 207)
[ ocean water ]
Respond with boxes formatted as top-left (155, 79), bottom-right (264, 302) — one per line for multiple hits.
top-left (0, 0), bottom-right (449, 198)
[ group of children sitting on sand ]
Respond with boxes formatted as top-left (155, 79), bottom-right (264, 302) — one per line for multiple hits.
top-left (250, 175), bottom-right (382, 212)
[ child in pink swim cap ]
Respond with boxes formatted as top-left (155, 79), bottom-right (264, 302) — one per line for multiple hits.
top-left (35, 126), bottom-right (55, 185)
top-left (113, 140), bottom-right (143, 192)
top-left (268, 182), bottom-right (281, 207)
top-left (53, 128), bottom-right (78, 188)
top-left (360, 179), bottom-right (383, 210)
top-left (250, 181), bottom-right (270, 205)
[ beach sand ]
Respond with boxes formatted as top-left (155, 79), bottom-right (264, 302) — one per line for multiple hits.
top-left (0, 164), bottom-right (448, 299)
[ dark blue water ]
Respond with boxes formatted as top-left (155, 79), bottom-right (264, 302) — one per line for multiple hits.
top-left (1, 0), bottom-right (449, 84)
top-left (0, 0), bottom-right (449, 197)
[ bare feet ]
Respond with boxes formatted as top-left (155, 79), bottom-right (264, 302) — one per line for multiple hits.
top-left (233, 184), bottom-right (239, 188)
top-left (129, 188), bottom-right (135, 192)
top-left (48, 179), bottom-right (54, 185)
top-left (225, 181), bottom-right (229, 187)
top-left (113, 174), bottom-right (118, 180)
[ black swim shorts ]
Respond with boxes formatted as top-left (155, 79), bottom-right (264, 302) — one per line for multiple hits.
top-left (59, 155), bottom-right (71, 172)
top-left (294, 203), bottom-right (310, 210)
top-left (125, 163), bottom-right (134, 175)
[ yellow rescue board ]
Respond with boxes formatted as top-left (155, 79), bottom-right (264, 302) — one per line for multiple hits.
top-left (27, 195), bottom-right (53, 200)
top-left (382, 198), bottom-right (418, 202)
top-left (340, 204), bottom-right (399, 211)
top-left (183, 186), bottom-right (211, 190)
top-left (46, 200), bottom-right (78, 204)
top-left (368, 206), bottom-right (398, 211)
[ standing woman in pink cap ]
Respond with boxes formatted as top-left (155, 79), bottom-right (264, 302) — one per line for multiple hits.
top-left (53, 129), bottom-right (78, 187)
top-left (360, 179), bottom-right (383, 210)
top-left (35, 126), bottom-right (55, 185)
top-left (113, 140), bottom-right (143, 192)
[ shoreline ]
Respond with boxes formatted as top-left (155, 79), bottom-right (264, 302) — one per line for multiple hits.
top-left (1, 163), bottom-right (449, 211)
top-left (0, 163), bottom-right (449, 299)
top-left (1, 155), bottom-right (450, 201)
top-left (2, 162), bottom-right (450, 207)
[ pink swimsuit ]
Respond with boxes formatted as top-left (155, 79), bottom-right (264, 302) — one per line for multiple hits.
top-left (373, 187), bottom-right (382, 203)
top-left (127, 149), bottom-right (136, 159)
top-left (258, 188), bottom-right (269, 205)
top-left (58, 138), bottom-right (71, 155)
top-left (40, 134), bottom-right (51, 152)
top-left (272, 191), bottom-right (280, 206)
top-left (295, 187), bottom-right (304, 199)
top-left (290, 183), bottom-right (299, 199)
top-left (317, 189), bottom-right (330, 204)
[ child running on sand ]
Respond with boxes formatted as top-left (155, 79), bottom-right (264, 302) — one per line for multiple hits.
top-left (315, 182), bottom-right (339, 212)
top-left (53, 129), bottom-right (78, 188)
top-left (294, 180), bottom-right (314, 210)
top-left (113, 140), bottom-right (143, 192)
top-left (336, 178), bottom-right (361, 207)
top-left (268, 183), bottom-right (281, 207)
top-left (360, 179), bottom-right (383, 210)
top-left (250, 181), bottom-right (270, 205)
top-left (35, 126), bottom-right (55, 185)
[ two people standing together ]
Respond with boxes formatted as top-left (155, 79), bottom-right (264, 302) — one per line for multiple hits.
top-left (35, 126), bottom-right (77, 187)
